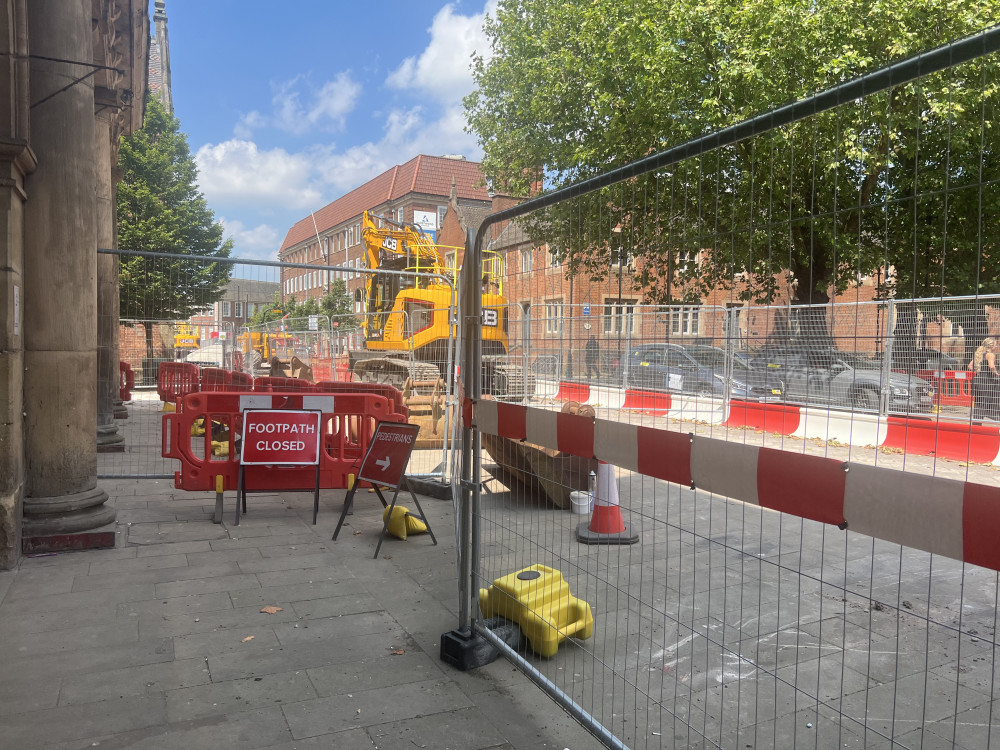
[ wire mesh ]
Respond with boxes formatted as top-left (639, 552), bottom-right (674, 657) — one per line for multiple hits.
top-left (466, 29), bottom-right (1000, 750)
top-left (100, 252), bottom-right (461, 482)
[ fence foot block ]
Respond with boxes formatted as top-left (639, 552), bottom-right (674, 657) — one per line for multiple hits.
top-left (440, 618), bottom-right (521, 671)
top-left (576, 521), bottom-right (639, 545)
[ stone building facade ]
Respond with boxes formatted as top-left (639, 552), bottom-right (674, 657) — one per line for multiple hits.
top-left (0, 1), bottom-right (149, 568)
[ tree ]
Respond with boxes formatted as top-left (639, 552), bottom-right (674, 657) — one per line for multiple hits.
top-left (117, 98), bottom-right (233, 358)
top-left (465, 0), bottom-right (1000, 342)
top-left (247, 281), bottom-right (358, 331)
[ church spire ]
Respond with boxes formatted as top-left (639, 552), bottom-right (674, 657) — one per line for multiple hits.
top-left (150, 1), bottom-right (173, 114)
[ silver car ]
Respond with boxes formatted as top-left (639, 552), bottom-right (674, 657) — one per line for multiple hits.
top-left (749, 348), bottom-right (934, 414)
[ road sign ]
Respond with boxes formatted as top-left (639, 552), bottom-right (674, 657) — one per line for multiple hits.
top-left (582, 304), bottom-right (591, 316)
top-left (240, 409), bottom-right (321, 466)
top-left (357, 421), bottom-right (420, 489)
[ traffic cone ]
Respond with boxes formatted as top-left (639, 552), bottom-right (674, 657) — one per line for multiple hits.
top-left (576, 461), bottom-right (639, 545)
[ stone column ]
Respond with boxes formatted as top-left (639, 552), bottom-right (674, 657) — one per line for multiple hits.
top-left (0, 1), bottom-right (32, 569)
top-left (22, 0), bottom-right (115, 544)
top-left (95, 102), bottom-right (123, 451)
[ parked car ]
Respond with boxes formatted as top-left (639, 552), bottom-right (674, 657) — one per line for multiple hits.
top-left (624, 343), bottom-right (784, 400)
top-left (748, 348), bottom-right (934, 413)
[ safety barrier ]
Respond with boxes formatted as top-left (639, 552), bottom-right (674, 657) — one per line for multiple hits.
top-left (119, 361), bottom-right (135, 402)
top-left (157, 362), bottom-right (200, 404)
top-left (252, 376), bottom-right (315, 393)
top-left (917, 368), bottom-right (976, 407)
top-left (554, 381), bottom-right (590, 402)
top-left (229, 371), bottom-right (253, 391)
top-left (723, 399), bottom-right (801, 433)
top-left (162, 390), bottom-right (406, 492)
top-left (471, 397), bottom-right (1000, 570)
top-left (314, 381), bottom-right (409, 421)
top-left (620, 387), bottom-right (671, 413)
top-left (200, 367), bottom-right (231, 392)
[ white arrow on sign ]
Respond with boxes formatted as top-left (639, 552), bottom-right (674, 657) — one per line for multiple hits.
top-left (375, 456), bottom-right (390, 471)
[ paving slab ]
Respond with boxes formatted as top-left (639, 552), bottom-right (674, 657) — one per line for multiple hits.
top-left (281, 678), bottom-right (474, 738)
top-left (164, 669), bottom-right (318, 723)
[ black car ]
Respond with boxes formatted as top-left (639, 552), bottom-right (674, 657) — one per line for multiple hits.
top-left (624, 343), bottom-right (784, 400)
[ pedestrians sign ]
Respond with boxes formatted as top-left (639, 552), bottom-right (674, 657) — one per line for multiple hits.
top-left (357, 421), bottom-right (420, 489)
top-left (333, 420), bottom-right (436, 558)
top-left (582, 304), bottom-right (591, 316)
top-left (240, 410), bottom-right (321, 465)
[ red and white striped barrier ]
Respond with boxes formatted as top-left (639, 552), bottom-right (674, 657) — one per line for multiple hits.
top-left (470, 398), bottom-right (1000, 572)
top-left (546, 380), bottom-right (1000, 466)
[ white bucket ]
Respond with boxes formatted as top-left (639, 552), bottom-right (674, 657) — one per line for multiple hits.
top-left (570, 490), bottom-right (593, 515)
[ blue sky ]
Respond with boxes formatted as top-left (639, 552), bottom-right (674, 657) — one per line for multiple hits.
top-left (159, 0), bottom-right (496, 260)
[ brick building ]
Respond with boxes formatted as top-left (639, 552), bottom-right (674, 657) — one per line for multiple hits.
top-left (189, 278), bottom-right (280, 341)
top-left (278, 155), bottom-right (492, 312)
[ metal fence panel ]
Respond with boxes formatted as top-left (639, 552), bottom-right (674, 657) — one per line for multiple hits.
top-left (460, 28), bottom-right (1000, 750)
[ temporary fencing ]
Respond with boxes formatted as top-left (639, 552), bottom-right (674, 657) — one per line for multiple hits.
top-left (101, 251), bottom-right (462, 485)
top-left (453, 27), bottom-right (1000, 750)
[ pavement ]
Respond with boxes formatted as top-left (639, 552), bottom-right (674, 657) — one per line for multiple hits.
top-left (0, 477), bottom-right (604, 750)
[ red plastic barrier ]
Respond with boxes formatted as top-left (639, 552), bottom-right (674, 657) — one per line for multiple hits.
top-left (162, 390), bottom-right (405, 492)
top-left (882, 416), bottom-right (1000, 463)
top-left (253, 376), bottom-right (315, 393)
top-left (200, 367), bottom-right (232, 392)
top-left (314, 381), bottom-right (408, 420)
top-left (229, 371), bottom-right (253, 391)
top-left (311, 360), bottom-right (333, 381)
top-left (724, 400), bottom-right (801, 434)
top-left (916, 369), bottom-right (975, 407)
top-left (622, 388), bottom-right (672, 413)
top-left (555, 382), bottom-right (590, 403)
top-left (335, 356), bottom-right (351, 381)
top-left (157, 362), bottom-right (200, 404)
top-left (119, 361), bottom-right (135, 401)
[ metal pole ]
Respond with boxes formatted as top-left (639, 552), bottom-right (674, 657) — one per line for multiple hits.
top-left (458, 228), bottom-right (482, 630)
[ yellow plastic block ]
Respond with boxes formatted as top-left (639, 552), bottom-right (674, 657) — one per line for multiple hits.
top-left (190, 417), bottom-right (205, 436)
top-left (381, 506), bottom-right (427, 540)
top-left (211, 440), bottom-right (229, 457)
top-left (478, 564), bottom-right (594, 657)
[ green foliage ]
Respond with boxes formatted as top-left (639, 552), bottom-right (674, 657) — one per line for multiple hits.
top-left (247, 280), bottom-right (359, 330)
top-left (466, 0), bottom-right (1000, 304)
top-left (117, 99), bottom-right (233, 322)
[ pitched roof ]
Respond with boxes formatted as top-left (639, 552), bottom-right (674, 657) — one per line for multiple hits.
top-left (279, 155), bottom-right (490, 254)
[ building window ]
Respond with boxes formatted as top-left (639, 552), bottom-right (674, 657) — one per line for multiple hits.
top-left (548, 247), bottom-right (562, 268)
top-left (603, 299), bottom-right (636, 335)
top-left (545, 299), bottom-right (563, 334)
top-left (676, 249), bottom-right (698, 274)
top-left (234, 302), bottom-right (242, 318)
top-left (222, 301), bottom-right (231, 317)
top-left (520, 249), bottom-right (532, 274)
top-left (437, 205), bottom-right (447, 228)
top-left (671, 308), bottom-right (700, 336)
top-left (397, 208), bottom-right (404, 223)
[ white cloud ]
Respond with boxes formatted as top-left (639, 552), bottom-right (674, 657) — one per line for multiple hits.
top-left (195, 139), bottom-right (323, 212)
top-left (220, 218), bottom-right (281, 261)
top-left (235, 72), bottom-right (361, 138)
top-left (387, 2), bottom-right (496, 104)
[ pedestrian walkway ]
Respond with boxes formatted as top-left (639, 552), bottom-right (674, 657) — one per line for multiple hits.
top-left (0, 478), bottom-right (603, 750)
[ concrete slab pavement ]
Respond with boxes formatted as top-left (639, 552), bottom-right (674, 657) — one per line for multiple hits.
top-left (0, 479), bottom-right (604, 750)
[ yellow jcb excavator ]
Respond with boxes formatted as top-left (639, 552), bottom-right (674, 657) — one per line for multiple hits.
top-left (351, 210), bottom-right (532, 428)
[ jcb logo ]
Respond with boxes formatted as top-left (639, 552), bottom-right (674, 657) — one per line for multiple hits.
top-left (382, 237), bottom-right (398, 252)
top-left (482, 308), bottom-right (499, 327)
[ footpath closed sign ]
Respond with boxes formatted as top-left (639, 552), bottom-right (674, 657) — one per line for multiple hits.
top-left (357, 421), bottom-right (420, 489)
top-left (241, 410), bottom-right (321, 465)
